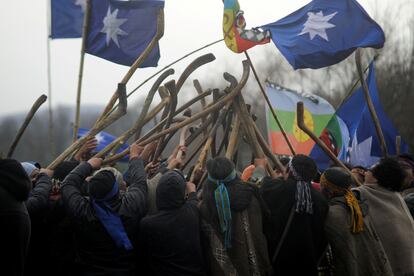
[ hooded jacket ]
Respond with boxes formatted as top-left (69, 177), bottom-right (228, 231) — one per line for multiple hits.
top-left (139, 170), bottom-right (206, 276)
top-left (0, 159), bottom-right (32, 276)
top-left (260, 176), bottom-right (329, 276)
top-left (61, 157), bottom-right (148, 276)
top-left (200, 177), bottom-right (272, 276)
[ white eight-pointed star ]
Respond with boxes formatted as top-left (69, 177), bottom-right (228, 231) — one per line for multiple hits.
top-left (100, 8), bottom-right (128, 48)
top-left (74, 0), bottom-right (86, 13)
top-left (298, 11), bottom-right (338, 41)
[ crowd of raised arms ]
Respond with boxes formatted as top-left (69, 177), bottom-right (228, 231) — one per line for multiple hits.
top-left (1, 136), bottom-right (414, 276)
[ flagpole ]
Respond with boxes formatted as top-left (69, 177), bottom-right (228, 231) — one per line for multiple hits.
top-left (46, 0), bottom-right (56, 157)
top-left (244, 51), bottom-right (296, 156)
top-left (355, 49), bottom-right (388, 157)
top-left (73, 0), bottom-right (91, 142)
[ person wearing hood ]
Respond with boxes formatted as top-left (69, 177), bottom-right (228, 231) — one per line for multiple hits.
top-left (355, 157), bottom-right (414, 275)
top-left (260, 154), bottom-right (329, 276)
top-left (61, 143), bottom-right (151, 276)
top-left (0, 159), bottom-right (32, 276)
top-left (321, 167), bottom-right (393, 276)
top-left (21, 161), bottom-right (53, 215)
top-left (20, 161), bottom-right (54, 276)
top-left (199, 157), bottom-right (272, 276)
top-left (139, 168), bottom-right (206, 276)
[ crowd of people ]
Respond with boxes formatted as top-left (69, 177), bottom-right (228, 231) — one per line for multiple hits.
top-left (1, 136), bottom-right (414, 276)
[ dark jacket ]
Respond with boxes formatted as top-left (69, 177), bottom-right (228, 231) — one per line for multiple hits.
top-left (140, 192), bottom-right (206, 276)
top-left (62, 158), bottom-right (148, 276)
top-left (24, 173), bottom-right (54, 276)
top-left (0, 159), bottom-right (32, 276)
top-left (200, 179), bottom-right (272, 276)
top-left (260, 177), bottom-right (329, 276)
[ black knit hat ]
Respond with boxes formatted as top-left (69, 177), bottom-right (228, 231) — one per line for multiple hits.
top-left (89, 170), bottom-right (116, 200)
top-left (323, 167), bottom-right (352, 189)
top-left (0, 159), bottom-right (31, 201)
top-left (291, 154), bottom-right (317, 182)
top-left (206, 157), bottom-right (235, 180)
top-left (53, 160), bottom-right (80, 181)
top-left (156, 170), bottom-right (186, 210)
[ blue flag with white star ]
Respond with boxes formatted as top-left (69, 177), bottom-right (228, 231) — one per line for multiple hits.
top-left (77, 128), bottom-right (129, 162)
top-left (50, 0), bottom-right (85, 39)
top-left (261, 0), bottom-right (385, 69)
top-left (310, 62), bottom-right (408, 170)
top-left (86, 0), bottom-right (164, 66)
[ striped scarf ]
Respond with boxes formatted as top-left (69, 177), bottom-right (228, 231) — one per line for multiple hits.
top-left (208, 170), bottom-right (237, 249)
top-left (289, 159), bottom-right (313, 214)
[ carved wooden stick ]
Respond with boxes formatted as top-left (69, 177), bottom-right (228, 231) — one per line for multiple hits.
top-left (297, 102), bottom-right (362, 186)
top-left (48, 83), bottom-right (127, 169)
top-left (225, 113), bottom-right (240, 160)
top-left (7, 95), bottom-right (48, 158)
top-left (95, 8), bottom-right (164, 125)
top-left (355, 49), bottom-right (387, 157)
top-left (102, 60), bottom-right (251, 165)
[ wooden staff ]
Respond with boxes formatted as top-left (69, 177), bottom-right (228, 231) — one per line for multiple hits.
top-left (73, 0), bottom-right (91, 141)
top-left (7, 95), bottom-right (48, 158)
top-left (355, 49), bottom-right (388, 157)
top-left (48, 83), bottom-right (127, 169)
top-left (396, 136), bottom-right (401, 156)
top-left (95, 8), bottom-right (165, 125)
top-left (175, 53), bottom-right (216, 93)
top-left (190, 102), bottom-right (232, 182)
top-left (244, 51), bottom-right (296, 155)
top-left (193, 79), bottom-right (209, 136)
top-left (102, 71), bottom-right (173, 157)
top-left (102, 60), bottom-right (251, 164)
top-left (297, 102), bottom-right (362, 186)
top-left (225, 113), bottom-right (240, 159)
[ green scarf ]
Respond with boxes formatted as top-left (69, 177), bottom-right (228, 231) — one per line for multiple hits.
top-left (208, 170), bottom-right (236, 249)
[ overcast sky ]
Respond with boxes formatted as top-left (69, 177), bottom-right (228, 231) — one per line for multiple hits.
top-left (0, 0), bottom-right (408, 118)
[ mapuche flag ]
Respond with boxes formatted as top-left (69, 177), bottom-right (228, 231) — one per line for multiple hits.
top-left (265, 82), bottom-right (335, 156)
top-left (261, 0), bottom-right (385, 69)
top-left (223, 0), bottom-right (271, 53)
top-left (85, 0), bottom-right (164, 66)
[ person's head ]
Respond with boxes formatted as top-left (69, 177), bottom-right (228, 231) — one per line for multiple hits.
top-left (21, 162), bottom-right (40, 185)
top-left (273, 156), bottom-right (290, 177)
top-left (88, 167), bottom-right (124, 200)
top-left (398, 154), bottom-right (414, 189)
top-left (156, 170), bottom-right (187, 210)
top-left (320, 167), bottom-right (352, 199)
top-left (320, 166), bottom-right (364, 233)
top-left (368, 157), bottom-right (406, 191)
top-left (0, 159), bottom-right (31, 201)
top-left (351, 165), bottom-right (367, 185)
top-left (53, 160), bottom-right (80, 182)
top-left (288, 154), bottom-right (318, 182)
top-left (206, 157), bottom-right (236, 182)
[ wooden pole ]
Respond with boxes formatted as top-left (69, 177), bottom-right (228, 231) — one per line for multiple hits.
top-left (355, 49), bottom-right (388, 157)
top-left (396, 136), bottom-right (401, 156)
top-left (102, 60), bottom-right (251, 165)
top-left (297, 102), bottom-right (362, 186)
top-left (46, 0), bottom-right (56, 156)
top-left (95, 8), bottom-right (165, 125)
top-left (244, 51), bottom-right (296, 156)
top-left (7, 95), bottom-right (48, 158)
top-left (73, 0), bottom-right (91, 142)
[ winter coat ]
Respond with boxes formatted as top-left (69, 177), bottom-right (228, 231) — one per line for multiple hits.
top-left (260, 177), bottom-right (329, 276)
top-left (325, 196), bottom-right (393, 276)
top-left (0, 159), bottom-right (32, 276)
top-left (61, 158), bottom-right (147, 276)
top-left (139, 172), bottom-right (206, 276)
top-left (355, 183), bottom-right (414, 276)
top-left (200, 179), bottom-right (272, 276)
